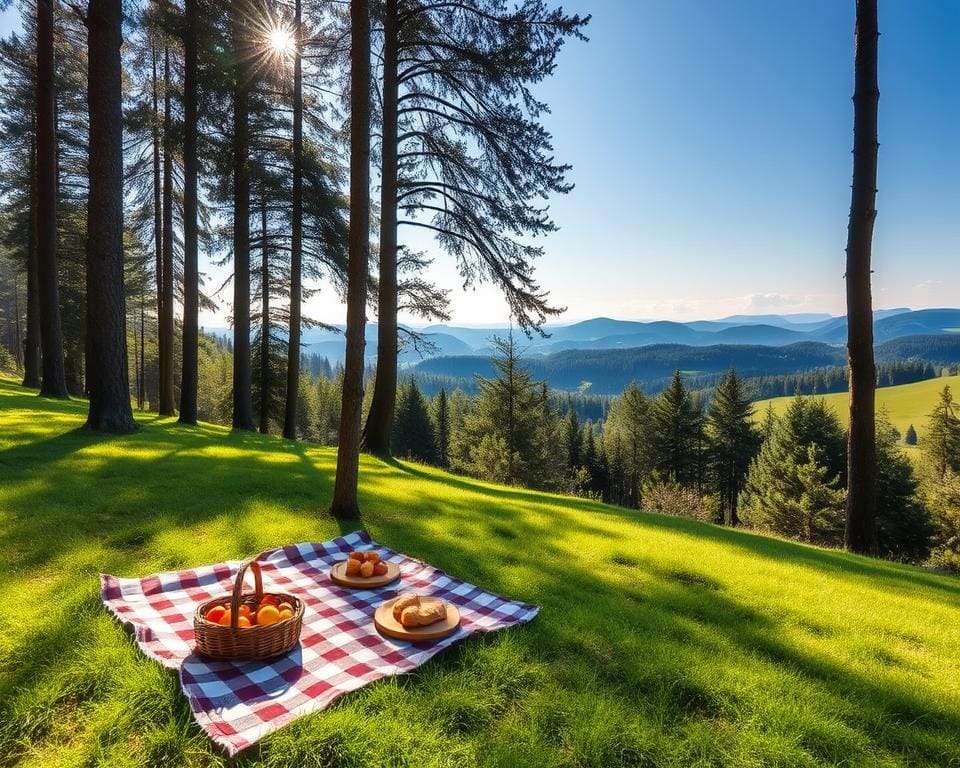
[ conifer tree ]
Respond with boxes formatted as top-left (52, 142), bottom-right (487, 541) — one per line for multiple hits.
top-left (35, 0), bottom-right (68, 398)
top-left (904, 423), bottom-right (917, 446)
top-left (650, 371), bottom-right (700, 486)
top-left (924, 386), bottom-right (960, 479)
top-left (84, 0), bottom-right (136, 433)
top-left (178, 0), bottom-right (200, 425)
top-left (708, 368), bottom-right (759, 526)
top-left (362, 0), bottom-right (589, 456)
top-left (392, 379), bottom-right (437, 463)
top-left (741, 396), bottom-right (848, 545)
top-left (604, 382), bottom-right (652, 508)
top-left (330, 0), bottom-right (372, 518)
top-left (454, 332), bottom-right (551, 487)
top-left (874, 414), bottom-right (934, 562)
top-left (432, 386), bottom-right (450, 467)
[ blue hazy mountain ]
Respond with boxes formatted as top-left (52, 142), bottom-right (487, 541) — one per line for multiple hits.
top-left (207, 308), bottom-right (958, 365)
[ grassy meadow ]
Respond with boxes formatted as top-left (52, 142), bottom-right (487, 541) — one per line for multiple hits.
top-left (755, 374), bottom-right (960, 462)
top-left (1, 376), bottom-right (960, 767)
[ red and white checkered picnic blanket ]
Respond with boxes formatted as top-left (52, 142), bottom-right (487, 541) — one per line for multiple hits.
top-left (100, 530), bottom-right (538, 755)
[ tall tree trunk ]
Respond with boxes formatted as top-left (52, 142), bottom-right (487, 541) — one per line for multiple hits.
top-left (330, 0), bottom-right (371, 519)
top-left (844, 0), bottom-right (879, 555)
top-left (152, 42), bottom-right (162, 403)
top-left (22, 125), bottom-right (41, 387)
top-left (84, 0), bottom-right (135, 433)
top-left (159, 43), bottom-right (175, 415)
top-left (362, 0), bottom-right (398, 456)
top-left (282, 0), bottom-right (303, 440)
top-left (259, 196), bottom-right (270, 434)
top-left (231, 10), bottom-right (255, 431)
top-left (35, 0), bottom-right (68, 398)
top-left (139, 284), bottom-right (145, 408)
top-left (178, 0), bottom-right (199, 424)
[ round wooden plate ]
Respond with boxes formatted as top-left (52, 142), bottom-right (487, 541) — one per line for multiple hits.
top-left (329, 559), bottom-right (401, 589)
top-left (374, 596), bottom-right (461, 642)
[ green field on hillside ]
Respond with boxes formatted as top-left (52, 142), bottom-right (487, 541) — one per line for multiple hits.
top-left (2, 377), bottom-right (960, 767)
top-left (755, 374), bottom-right (960, 461)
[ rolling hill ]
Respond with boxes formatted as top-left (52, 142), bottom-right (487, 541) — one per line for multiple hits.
top-left (754, 374), bottom-right (960, 455)
top-left (1, 377), bottom-right (959, 766)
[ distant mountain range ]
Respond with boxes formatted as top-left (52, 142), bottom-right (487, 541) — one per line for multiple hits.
top-left (413, 334), bottom-right (960, 396)
top-left (225, 307), bottom-right (957, 363)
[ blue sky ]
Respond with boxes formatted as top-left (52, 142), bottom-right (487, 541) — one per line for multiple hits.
top-left (2, 1), bottom-right (958, 326)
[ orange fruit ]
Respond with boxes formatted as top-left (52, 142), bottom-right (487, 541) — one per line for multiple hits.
top-left (218, 609), bottom-right (232, 626)
top-left (206, 605), bottom-right (226, 624)
top-left (360, 561), bottom-right (374, 578)
top-left (278, 608), bottom-right (293, 621)
top-left (257, 604), bottom-right (281, 626)
top-left (238, 605), bottom-right (252, 619)
top-left (277, 602), bottom-right (294, 614)
top-left (237, 615), bottom-right (251, 628)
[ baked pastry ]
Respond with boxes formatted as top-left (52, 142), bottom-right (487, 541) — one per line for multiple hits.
top-left (399, 598), bottom-right (447, 628)
top-left (392, 593), bottom-right (421, 621)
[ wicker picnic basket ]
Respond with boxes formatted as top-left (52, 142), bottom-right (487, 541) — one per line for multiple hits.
top-left (193, 557), bottom-right (304, 660)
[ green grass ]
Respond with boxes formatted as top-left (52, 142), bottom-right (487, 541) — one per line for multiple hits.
top-left (755, 374), bottom-right (960, 461)
top-left (1, 378), bottom-right (960, 767)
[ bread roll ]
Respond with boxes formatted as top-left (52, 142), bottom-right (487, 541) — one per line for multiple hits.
top-left (399, 598), bottom-right (447, 628)
top-left (392, 593), bottom-right (420, 621)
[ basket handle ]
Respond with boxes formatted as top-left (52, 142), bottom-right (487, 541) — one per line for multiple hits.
top-left (229, 557), bottom-right (264, 630)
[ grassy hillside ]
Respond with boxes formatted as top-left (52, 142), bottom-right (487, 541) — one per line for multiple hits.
top-left (755, 374), bottom-right (960, 460)
top-left (1, 377), bottom-right (959, 767)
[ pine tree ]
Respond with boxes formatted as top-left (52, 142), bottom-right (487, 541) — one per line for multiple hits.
top-left (361, 0), bottom-right (588, 456)
top-left (562, 408), bottom-right (582, 474)
top-left (741, 397), bottom-right (848, 545)
top-left (392, 379), bottom-right (437, 463)
top-left (604, 383), bottom-right (652, 508)
top-left (874, 414), bottom-right (934, 562)
top-left (330, 0), bottom-right (372, 519)
top-left (650, 371), bottom-right (700, 486)
top-left (230, 0), bottom-right (255, 431)
top-left (454, 333), bottom-right (551, 487)
top-left (432, 386), bottom-right (450, 467)
top-left (35, 0), bottom-right (68, 398)
top-left (708, 368), bottom-right (760, 526)
top-left (178, 0), bottom-right (200, 425)
top-left (924, 386), bottom-right (960, 479)
top-left (904, 423), bottom-right (918, 446)
top-left (84, 0), bottom-right (136, 433)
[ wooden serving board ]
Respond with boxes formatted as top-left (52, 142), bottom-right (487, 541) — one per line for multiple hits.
top-left (329, 560), bottom-right (401, 589)
top-left (374, 597), bottom-right (461, 642)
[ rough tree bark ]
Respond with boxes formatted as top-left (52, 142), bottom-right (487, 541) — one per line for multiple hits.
top-left (362, 0), bottom-right (398, 457)
top-left (259, 197), bottom-right (270, 434)
top-left (231, 8), bottom-right (255, 431)
top-left (22, 126), bottom-right (41, 388)
top-left (35, 0), bottom-right (68, 398)
top-left (330, 0), bottom-right (371, 519)
top-left (282, 0), bottom-right (304, 440)
top-left (178, 0), bottom-right (199, 424)
top-left (159, 43), bottom-right (176, 415)
top-left (84, 0), bottom-right (136, 432)
top-left (152, 42), bottom-right (162, 382)
top-left (844, 0), bottom-right (879, 554)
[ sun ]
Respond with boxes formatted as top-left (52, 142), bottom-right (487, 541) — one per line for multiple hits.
top-left (267, 26), bottom-right (295, 58)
